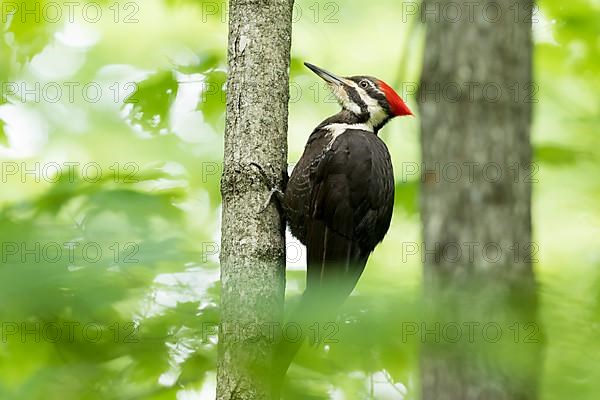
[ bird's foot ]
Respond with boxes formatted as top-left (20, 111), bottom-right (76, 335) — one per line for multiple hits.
top-left (260, 187), bottom-right (284, 213)
top-left (249, 162), bottom-right (284, 213)
top-left (249, 162), bottom-right (276, 188)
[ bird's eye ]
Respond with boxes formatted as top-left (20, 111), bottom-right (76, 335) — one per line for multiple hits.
top-left (359, 80), bottom-right (369, 89)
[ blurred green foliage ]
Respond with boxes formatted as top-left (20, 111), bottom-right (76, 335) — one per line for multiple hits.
top-left (0, 0), bottom-right (598, 399)
top-left (125, 71), bottom-right (179, 134)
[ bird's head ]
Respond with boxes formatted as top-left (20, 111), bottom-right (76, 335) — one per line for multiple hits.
top-left (305, 62), bottom-right (412, 131)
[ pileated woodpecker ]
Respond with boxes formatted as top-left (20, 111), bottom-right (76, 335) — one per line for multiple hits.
top-left (270, 62), bottom-right (412, 394)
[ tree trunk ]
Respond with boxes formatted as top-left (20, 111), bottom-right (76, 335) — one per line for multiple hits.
top-left (217, 1), bottom-right (294, 399)
top-left (418, 1), bottom-right (542, 399)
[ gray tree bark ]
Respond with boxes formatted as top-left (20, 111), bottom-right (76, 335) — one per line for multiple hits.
top-left (418, 0), bottom-right (542, 399)
top-left (217, 1), bottom-right (294, 399)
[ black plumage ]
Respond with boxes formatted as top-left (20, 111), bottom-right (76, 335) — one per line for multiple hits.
top-left (284, 124), bottom-right (395, 295)
top-left (271, 63), bottom-right (411, 395)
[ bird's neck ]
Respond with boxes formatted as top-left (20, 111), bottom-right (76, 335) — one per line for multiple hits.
top-left (317, 109), bottom-right (379, 134)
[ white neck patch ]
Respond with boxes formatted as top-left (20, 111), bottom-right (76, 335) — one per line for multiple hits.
top-left (323, 123), bottom-right (373, 148)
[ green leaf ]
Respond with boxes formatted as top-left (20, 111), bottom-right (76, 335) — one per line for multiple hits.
top-left (3, 0), bottom-right (53, 62)
top-left (534, 144), bottom-right (588, 165)
top-left (125, 71), bottom-right (179, 134)
top-left (395, 180), bottom-right (419, 216)
top-left (0, 119), bottom-right (8, 146)
top-left (290, 56), bottom-right (308, 77)
top-left (198, 70), bottom-right (226, 129)
top-left (176, 51), bottom-right (222, 74)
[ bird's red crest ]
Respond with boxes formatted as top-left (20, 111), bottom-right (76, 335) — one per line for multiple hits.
top-left (377, 80), bottom-right (413, 117)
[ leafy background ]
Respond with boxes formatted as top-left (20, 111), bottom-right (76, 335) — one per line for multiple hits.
top-left (0, 0), bottom-right (599, 399)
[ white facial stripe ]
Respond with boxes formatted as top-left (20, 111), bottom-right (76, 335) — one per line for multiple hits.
top-left (372, 83), bottom-right (385, 96)
top-left (328, 79), bottom-right (389, 129)
top-left (330, 83), bottom-right (362, 115)
top-left (349, 81), bottom-right (388, 129)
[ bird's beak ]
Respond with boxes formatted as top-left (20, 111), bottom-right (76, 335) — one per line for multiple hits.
top-left (304, 62), bottom-right (345, 86)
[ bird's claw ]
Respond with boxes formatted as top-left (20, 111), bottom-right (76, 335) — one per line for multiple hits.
top-left (249, 162), bottom-right (276, 188)
top-left (249, 162), bottom-right (284, 213)
top-left (259, 188), bottom-right (284, 213)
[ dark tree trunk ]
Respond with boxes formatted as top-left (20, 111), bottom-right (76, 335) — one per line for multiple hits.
top-left (418, 0), bottom-right (542, 399)
top-left (217, 0), bottom-right (294, 399)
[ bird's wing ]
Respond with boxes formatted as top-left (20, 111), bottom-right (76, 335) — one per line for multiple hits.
top-left (273, 129), bottom-right (394, 390)
top-left (305, 129), bottom-right (394, 301)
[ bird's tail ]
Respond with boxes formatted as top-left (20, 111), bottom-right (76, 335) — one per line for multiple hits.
top-left (271, 221), bottom-right (369, 398)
